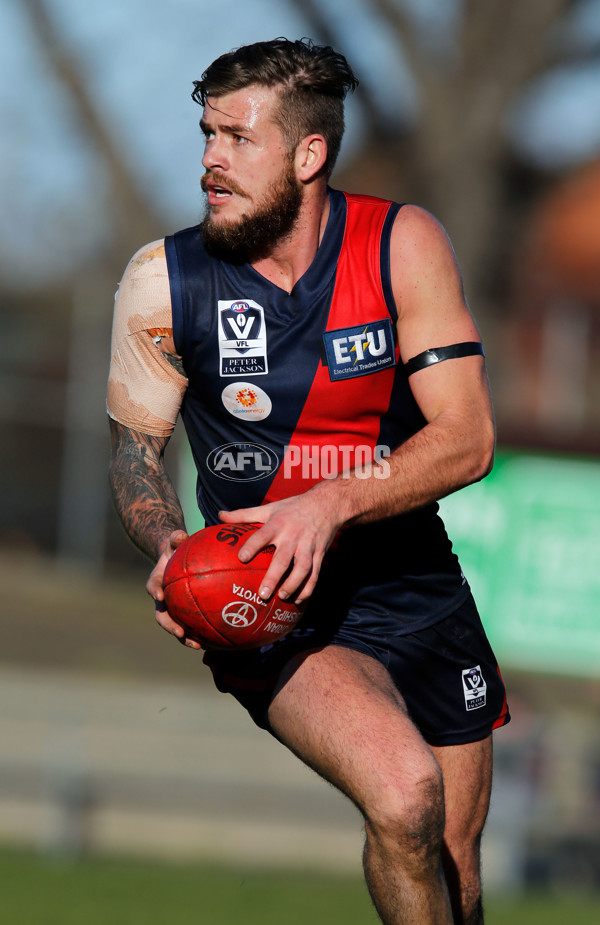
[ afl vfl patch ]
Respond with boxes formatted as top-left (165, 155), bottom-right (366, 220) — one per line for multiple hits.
top-left (462, 666), bottom-right (487, 711)
top-left (323, 318), bottom-right (396, 381)
top-left (218, 299), bottom-right (268, 377)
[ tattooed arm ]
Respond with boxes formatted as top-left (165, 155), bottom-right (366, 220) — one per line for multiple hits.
top-left (108, 417), bottom-right (201, 650)
top-left (108, 418), bottom-right (185, 560)
top-left (107, 242), bottom-right (202, 647)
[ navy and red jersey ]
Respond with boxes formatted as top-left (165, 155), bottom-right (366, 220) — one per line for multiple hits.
top-left (165, 188), bottom-right (470, 630)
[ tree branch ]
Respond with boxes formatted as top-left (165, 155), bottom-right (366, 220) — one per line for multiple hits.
top-left (286, 0), bottom-right (405, 139)
top-left (22, 0), bottom-right (164, 263)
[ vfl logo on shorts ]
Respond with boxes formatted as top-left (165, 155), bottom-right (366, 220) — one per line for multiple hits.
top-left (462, 666), bottom-right (487, 711)
top-left (218, 299), bottom-right (268, 377)
top-left (322, 318), bottom-right (396, 381)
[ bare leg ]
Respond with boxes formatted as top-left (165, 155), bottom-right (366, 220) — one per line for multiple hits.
top-left (267, 646), bottom-right (454, 925)
top-left (432, 738), bottom-right (493, 925)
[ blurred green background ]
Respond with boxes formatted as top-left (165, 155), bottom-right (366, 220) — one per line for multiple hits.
top-left (2, 0), bottom-right (600, 920)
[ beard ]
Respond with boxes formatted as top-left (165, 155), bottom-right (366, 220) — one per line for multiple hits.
top-left (200, 162), bottom-right (303, 263)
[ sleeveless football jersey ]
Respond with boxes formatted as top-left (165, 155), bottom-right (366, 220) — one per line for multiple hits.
top-left (165, 188), bottom-right (469, 628)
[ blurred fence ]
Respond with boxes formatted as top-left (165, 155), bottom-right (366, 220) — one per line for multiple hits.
top-left (0, 664), bottom-right (363, 872)
top-left (1, 659), bottom-right (600, 891)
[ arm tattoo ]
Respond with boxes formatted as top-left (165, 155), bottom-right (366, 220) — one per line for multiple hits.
top-left (164, 353), bottom-right (186, 377)
top-left (108, 418), bottom-right (186, 561)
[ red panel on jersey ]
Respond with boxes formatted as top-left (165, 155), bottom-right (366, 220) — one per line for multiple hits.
top-left (264, 194), bottom-right (399, 502)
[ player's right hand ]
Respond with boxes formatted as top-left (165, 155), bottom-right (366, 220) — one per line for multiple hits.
top-left (146, 530), bottom-right (202, 649)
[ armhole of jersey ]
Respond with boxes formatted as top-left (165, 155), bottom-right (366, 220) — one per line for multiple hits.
top-left (380, 202), bottom-right (403, 324)
top-left (164, 234), bottom-right (184, 356)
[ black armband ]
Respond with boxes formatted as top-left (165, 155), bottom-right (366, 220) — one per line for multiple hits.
top-left (404, 341), bottom-right (484, 376)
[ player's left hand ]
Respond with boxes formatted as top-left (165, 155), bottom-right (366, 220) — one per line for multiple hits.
top-left (219, 492), bottom-right (342, 604)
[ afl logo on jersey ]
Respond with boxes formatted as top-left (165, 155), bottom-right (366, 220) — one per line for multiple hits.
top-left (206, 442), bottom-right (279, 482)
top-left (218, 298), bottom-right (268, 377)
top-left (322, 318), bottom-right (396, 381)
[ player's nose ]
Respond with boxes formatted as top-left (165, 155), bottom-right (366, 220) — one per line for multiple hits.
top-left (202, 135), bottom-right (229, 172)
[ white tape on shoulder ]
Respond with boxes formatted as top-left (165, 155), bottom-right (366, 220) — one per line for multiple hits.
top-left (107, 240), bottom-right (188, 437)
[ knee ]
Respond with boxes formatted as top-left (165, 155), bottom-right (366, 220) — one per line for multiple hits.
top-left (364, 762), bottom-right (446, 867)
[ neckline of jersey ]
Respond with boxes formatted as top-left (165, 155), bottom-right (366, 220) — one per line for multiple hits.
top-left (244, 187), bottom-right (346, 302)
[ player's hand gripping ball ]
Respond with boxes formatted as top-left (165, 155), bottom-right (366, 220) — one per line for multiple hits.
top-left (162, 523), bottom-right (305, 649)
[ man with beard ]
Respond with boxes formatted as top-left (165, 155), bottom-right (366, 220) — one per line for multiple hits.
top-left (107, 38), bottom-right (509, 925)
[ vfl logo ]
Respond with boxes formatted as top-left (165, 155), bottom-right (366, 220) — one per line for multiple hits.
top-left (221, 601), bottom-right (257, 628)
top-left (218, 299), bottom-right (268, 376)
top-left (206, 442), bottom-right (279, 481)
top-left (322, 318), bottom-right (396, 381)
top-left (462, 666), bottom-right (487, 712)
top-left (225, 302), bottom-right (258, 347)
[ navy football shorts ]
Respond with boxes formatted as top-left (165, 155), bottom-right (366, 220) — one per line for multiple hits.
top-left (203, 591), bottom-right (510, 747)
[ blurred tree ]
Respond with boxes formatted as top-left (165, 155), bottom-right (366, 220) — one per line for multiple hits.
top-left (294, 0), bottom-right (580, 324)
top-left (21, 0), bottom-right (164, 277)
top-left (495, 158), bottom-right (600, 447)
top-left (15, 0), bottom-right (595, 318)
top-left (12, 0), bottom-right (169, 568)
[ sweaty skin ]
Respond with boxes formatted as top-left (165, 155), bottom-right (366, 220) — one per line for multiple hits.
top-left (107, 240), bottom-right (187, 436)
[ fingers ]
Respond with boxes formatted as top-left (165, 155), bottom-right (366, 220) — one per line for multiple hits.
top-left (147, 529), bottom-right (201, 649)
top-left (236, 519), bottom-right (273, 564)
top-left (146, 529), bottom-right (190, 598)
top-left (154, 600), bottom-right (202, 649)
top-left (168, 529), bottom-right (190, 549)
top-left (219, 507), bottom-right (264, 525)
top-left (146, 562), bottom-right (166, 602)
top-left (236, 516), bottom-right (327, 604)
top-left (285, 549), bottom-right (325, 604)
top-left (266, 545), bottom-right (324, 604)
top-left (154, 598), bottom-right (182, 635)
top-left (258, 543), bottom-right (307, 601)
top-left (220, 498), bottom-right (338, 604)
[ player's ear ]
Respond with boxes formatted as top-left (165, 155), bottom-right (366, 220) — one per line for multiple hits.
top-left (295, 134), bottom-right (327, 181)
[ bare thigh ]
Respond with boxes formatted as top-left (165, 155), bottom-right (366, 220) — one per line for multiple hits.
top-left (267, 645), bottom-right (440, 812)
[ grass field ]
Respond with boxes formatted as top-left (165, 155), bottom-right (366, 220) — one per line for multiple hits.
top-left (3, 847), bottom-right (600, 924)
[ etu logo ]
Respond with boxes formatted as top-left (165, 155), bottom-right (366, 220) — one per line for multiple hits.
top-left (332, 327), bottom-right (387, 364)
top-left (322, 318), bottom-right (396, 381)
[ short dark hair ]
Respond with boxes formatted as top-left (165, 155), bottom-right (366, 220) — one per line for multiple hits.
top-left (192, 37), bottom-right (359, 177)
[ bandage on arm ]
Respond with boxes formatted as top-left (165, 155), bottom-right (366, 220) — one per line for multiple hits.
top-left (107, 240), bottom-right (187, 437)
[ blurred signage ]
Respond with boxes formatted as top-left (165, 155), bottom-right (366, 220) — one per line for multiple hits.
top-left (440, 450), bottom-right (600, 677)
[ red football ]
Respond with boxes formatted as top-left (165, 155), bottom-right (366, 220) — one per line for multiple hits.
top-left (162, 523), bottom-right (305, 650)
